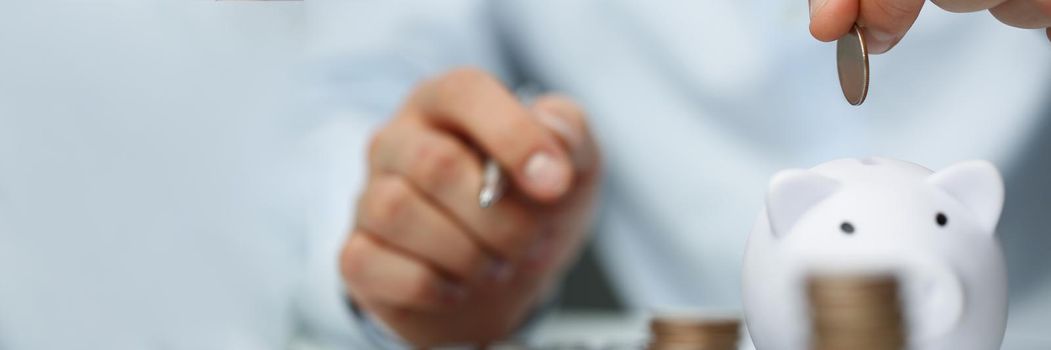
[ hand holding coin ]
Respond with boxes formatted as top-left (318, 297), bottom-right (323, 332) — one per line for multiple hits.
top-left (812, 0), bottom-right (1050, 105)
top-left (810, 0), bottom-right (1050, 55)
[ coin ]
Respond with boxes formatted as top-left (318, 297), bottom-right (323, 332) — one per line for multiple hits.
top-left (837, 24), bottom-right (870, 106)
top-left (649, 313), bottom-right (740, 350)
top-left (807, 273), bottom-right (906, 350)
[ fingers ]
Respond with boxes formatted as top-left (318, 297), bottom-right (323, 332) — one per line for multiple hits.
top-left (369, 119), bottom-right (545, 263)
top-left (344, 68), bottom-right (601, 347)
top-left (408, 68), bottom-right (574, 203)
top-left (857, 0), bottom-right (927, 54)
top-left (355, 175), bottom-right (507, 282)
top-left (810, 0), bottom-right (861, 42)
top-left (989, 0), bottom-right (1051, 29)
top-left (529, 94), bottom-right (601, 176)
top-left (812, 0), bottom-right (1050, 53)
top-left (341, 233), bottom-right (468, 311)
top-left (860, 0), bottom-right (927, 54)
top-left (931, 0), bottom-right (1010, 13)
top-left (810, 0), bottom-right (925, 54)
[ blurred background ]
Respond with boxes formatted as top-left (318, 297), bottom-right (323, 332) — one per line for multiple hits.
top-left (2, 1), bottom-right (1050, 349)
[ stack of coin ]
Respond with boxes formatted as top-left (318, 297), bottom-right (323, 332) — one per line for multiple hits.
top-left (648, 313), bottom-right (740, 350)
top-left (807, 273), bottom-right (906, 350)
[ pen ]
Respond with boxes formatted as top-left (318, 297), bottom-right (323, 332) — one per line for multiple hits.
top-left (478, 158), bottom-right (505, 208)
top-left (477, 85), bottom-right (539, 209)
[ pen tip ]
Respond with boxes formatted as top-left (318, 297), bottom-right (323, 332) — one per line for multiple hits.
top-left (479, 191), bottom-right (494, 208)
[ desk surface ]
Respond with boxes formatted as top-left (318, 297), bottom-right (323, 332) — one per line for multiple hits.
top-left (530, 311), bottom-right (1051, 350)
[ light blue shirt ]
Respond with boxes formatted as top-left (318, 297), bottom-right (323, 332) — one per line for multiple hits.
top-left (319, 0), bottom-right (1051, 347)
top-left (1, 1), bottom-right (1050, 349)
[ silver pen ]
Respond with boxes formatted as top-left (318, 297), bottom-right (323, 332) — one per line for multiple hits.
top-left (477, 85), bottom-right (541, 209)
top-left (478, 158), bottom-right (506, 208)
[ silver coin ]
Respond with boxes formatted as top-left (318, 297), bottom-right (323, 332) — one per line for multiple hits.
top-left (837, 24), bottom-right (869, 106)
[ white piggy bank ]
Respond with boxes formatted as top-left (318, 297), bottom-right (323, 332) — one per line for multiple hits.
top-left (742, 157), bottom-right (1008, 350)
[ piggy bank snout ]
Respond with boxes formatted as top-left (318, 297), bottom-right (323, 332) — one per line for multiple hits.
top-left (901, 254), bottom-right (966, 343)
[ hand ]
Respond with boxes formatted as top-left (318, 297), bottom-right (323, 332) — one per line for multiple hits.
top-left (340, 68), bottom-right (602, 347)
top-left (809, 0), bottom-right (1051, 54)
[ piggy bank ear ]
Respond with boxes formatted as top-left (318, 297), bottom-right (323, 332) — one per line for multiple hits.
top-left (767, 169), bottom-right (840, 238)
top-left (927, 160), bottom-right (1004, 234)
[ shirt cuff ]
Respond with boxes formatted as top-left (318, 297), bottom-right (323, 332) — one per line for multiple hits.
top-left (345, 298), bottom-right (412, 350)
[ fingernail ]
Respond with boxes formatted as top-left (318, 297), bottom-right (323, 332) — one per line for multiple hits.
top-left (438, 281), bottom-right (467, 303)
top-left (483, 259), bottom-right (514, 283)
top-left (536, 110), bottom-right (582, 149)
top-left (809, 0), bottom-right (829, 17)
top-left (524, 151), bottom-right (570, 195)
top-left (536, 110), bottom-right (592, 171)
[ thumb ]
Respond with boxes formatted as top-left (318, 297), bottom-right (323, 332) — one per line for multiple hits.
top-left (810, 0), bottom-right (925, 54)
top-left (529, 95), bottom-right (599, 175)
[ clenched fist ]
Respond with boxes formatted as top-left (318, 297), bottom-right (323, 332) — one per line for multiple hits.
top-left (340, 68), bottom-right (602, 347)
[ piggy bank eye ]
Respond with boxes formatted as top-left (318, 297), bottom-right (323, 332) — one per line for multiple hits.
top-left (936, 212), bottom-right (948, 227)
top-left (840, 221), bottom-right (855, 235)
